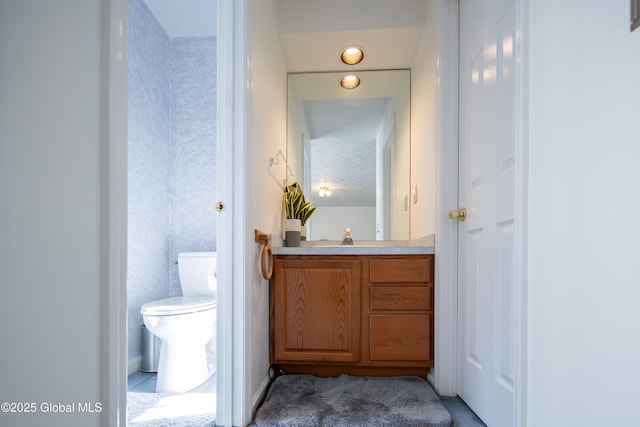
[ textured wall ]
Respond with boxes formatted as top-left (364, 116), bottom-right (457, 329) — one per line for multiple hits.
top-left (127, 0), bottom-right (171, 364)
top-left (127, 0), bottom-right (217, 368)
top-left (168, 36), bottom-right (218, 293)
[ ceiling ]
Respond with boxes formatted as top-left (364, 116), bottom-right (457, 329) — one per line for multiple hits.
top-left (277, 0), bottom-right (426, 72)
top-left (306, 97), bottom-right (386, 207)
top-left (141, 0), bottom-right (425, 67)
top-left (142, 0), bottom-right (216, 38)
top-left (139, 0), bottom-right (427, 208)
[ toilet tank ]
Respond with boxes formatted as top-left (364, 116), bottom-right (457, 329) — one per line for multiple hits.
top-left (177, 251), bottom-right (217, 297)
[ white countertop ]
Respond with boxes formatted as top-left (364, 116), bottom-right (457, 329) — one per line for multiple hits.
top-left (271, 235), bottom-right (435, 256)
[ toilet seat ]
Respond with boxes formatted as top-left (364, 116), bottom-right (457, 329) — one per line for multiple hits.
top-left (141, 296), bottom-right (216, 316)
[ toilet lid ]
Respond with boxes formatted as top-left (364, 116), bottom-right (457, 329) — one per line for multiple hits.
top-left (141, 296), bottom-right (216, 316)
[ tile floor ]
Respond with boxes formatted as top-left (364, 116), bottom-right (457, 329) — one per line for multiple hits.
top-left (439, 396), bottom-right (487, 427)
top-left (128, 370), bottom-right (217, 394)
top-left (127, 371), bottom-right (217, 426)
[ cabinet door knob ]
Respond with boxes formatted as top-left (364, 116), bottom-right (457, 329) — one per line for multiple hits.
top-left (449, 207), bottom-right (467, 222)
top-left (215, 201), bottom-right (225, 212)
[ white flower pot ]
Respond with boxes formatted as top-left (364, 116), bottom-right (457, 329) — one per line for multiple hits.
top-left (285, 219), bottom-right (301, 247)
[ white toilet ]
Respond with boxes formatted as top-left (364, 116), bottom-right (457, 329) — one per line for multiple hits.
top-left (141, 251), bottom-right (217, 393)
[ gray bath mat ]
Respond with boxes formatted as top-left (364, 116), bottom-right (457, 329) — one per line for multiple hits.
top-left (253, 374), bottom-right (453, 427)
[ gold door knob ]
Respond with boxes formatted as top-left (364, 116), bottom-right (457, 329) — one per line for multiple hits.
top-left (449, 207), bottom-right (467, 222)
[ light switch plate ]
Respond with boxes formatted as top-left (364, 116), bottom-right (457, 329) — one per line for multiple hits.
top-left (632, 0), bottom-right (640, 31)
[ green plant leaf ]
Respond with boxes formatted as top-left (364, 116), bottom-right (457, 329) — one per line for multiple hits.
top-left (283, 181), bottom-right (316, 222)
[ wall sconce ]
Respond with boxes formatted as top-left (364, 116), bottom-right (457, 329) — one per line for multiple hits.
top-left (319, 186), bottom-right (332, 197)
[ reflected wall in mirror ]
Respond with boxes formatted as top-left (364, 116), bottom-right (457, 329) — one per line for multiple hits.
top-left (287, 70), bottom-right (411, 241)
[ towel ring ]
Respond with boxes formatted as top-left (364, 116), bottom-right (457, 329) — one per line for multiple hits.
top-left (255, 229), bottom-right (273, 280)
top-left (261, 244), bottom-right (273, 280)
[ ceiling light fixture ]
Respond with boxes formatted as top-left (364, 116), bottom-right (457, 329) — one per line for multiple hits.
top-left (319, 186), bottom-right (332, 197)
top-left (340, 75), bottom-right (360, 90)
top-left (341, 46), bottom-right (364, 65)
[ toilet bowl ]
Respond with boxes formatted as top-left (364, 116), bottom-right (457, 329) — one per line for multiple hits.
top-left (141, 252), bottom-right (217, 393)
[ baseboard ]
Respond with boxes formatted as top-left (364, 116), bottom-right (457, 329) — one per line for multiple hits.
top-left (128, 355), bottom-right (142, 376)
top-left (427, 371), bottom-right (436, 389)
top-left (252, 374), bottom-right (271, 414)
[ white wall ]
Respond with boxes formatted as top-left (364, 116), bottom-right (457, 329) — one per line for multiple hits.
top-left (393, 83), bottom-right (412, 240)
top-left (410, 1), bottom-right (438, 239)
top-left (0, 1), bottom-right (104, 426)
top-left (528, 1), bottom-right (640, 424)
top-left (247, 0), bottom-right (288, 421)
top-left (287, 84), bottom-right (311, 189)
top-left (311, 206), bottom-right (377, 241)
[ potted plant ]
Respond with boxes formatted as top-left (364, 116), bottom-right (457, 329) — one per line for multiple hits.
top-left (283, 182), bottom-right (316, 246)
top-left (298, 200), bottom-right (316, 241)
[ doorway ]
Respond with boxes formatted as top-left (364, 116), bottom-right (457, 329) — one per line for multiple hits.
top-left (452, 0), bottom-right (527, 426)
top-left (431, 1), bottom-right (526, 427)
top-left (105, 0), bottom-right (527, 425)
top-left (125, 0), bottom-right (219, 424)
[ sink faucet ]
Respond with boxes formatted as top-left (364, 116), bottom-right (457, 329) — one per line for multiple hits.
top-left (342, 228), bottom-right (353, 245)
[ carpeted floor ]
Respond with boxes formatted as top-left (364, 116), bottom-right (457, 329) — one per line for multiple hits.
top-left (252, 374), bottom-right (453, 427)
top-left (127, 391), bottom-right (216, 426)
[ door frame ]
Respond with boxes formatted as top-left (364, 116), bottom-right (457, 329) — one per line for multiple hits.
top-left (512, 1), bottom-right (529, 425)
top-left (102, 0), bottom-right (241, 425)
top-left (431, 0), bottom-right (460, 398)
top-left (432, 1), bottom-right (528, 426)
top-left (216, 0), bottom-right (244, 425)
top-left (102, 1), bottom-right (128, 426)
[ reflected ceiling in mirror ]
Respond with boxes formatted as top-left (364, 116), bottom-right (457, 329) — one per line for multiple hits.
top-left (287, 70), bottom-right (411, 241)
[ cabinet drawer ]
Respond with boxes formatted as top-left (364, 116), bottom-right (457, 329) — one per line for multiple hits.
top-left (369, 314), bottom-right (431, 361)
top-left (369, 257), bottom-right (432, 283)
top-left (371, 286), bottom-right (432, 311)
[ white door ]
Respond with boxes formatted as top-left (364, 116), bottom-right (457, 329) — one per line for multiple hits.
top-left (457, 0), bottom-right (517, 425)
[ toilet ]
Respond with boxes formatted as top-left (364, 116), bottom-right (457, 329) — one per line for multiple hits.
top-left (141, 251), bottom-right (217, 393)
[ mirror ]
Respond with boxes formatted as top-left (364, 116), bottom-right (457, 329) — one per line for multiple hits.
top-left (287, 69), bottom-right (411, 241)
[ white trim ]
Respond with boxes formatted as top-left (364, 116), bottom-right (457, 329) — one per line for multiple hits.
top-left (216, 0), bottom-right (252, 425)
top-left (433, 0), bottom-right (459, 397)
top-left (252, 375), bottom-right (271, 414)
top-left (102, 0), bottom-right (128, 426)
top-left (233, 1), bottom-right (250, 424)
top-left (514, 0), bottom-right (529, 425)
top-left (128, 356), bottom-right (141, 376)
top-left (216, 0), bottom-right (238, 425)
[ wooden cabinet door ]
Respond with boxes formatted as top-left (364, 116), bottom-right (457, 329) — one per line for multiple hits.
top-left (273, 258), bottom-right (361, 363)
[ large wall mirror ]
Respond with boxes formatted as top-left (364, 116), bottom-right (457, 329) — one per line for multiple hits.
top-left (287, 69), bottom-right (411, 241)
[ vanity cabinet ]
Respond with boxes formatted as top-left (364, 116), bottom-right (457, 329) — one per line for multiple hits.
top-left (270, 254), bottom-right (434, 378)
top-left (271, 258), bottom-right (361, 363)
